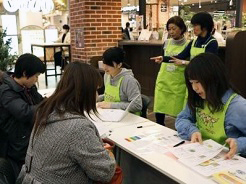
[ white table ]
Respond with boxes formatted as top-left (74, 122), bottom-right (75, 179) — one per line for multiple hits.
top-left (91, 112), bottom-right (216, 184)
top-left (31, 43), bottom-right (71, 86)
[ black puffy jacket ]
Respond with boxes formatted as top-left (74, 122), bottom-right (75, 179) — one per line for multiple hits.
top-left (0, 73), bottom-right (43, 163)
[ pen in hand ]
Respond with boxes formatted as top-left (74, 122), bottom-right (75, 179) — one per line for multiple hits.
top-left (173, 140), bottom-right (185, 147)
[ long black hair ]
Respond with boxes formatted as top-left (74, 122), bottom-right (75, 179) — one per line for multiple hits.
top-left (185, 53), bottom-right (232, 115)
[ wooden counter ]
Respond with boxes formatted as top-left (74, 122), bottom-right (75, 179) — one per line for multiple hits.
top-left (119, 40), bottom-right (226, 96)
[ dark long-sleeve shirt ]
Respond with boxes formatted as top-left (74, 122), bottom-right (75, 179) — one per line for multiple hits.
top-left (163, 33), bottom-right (218, 62)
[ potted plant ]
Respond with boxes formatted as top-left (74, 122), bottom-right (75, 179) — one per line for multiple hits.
top-left (0, 29), bottom-right (18, 72)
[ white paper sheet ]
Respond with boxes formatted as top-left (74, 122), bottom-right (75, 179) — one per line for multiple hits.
top-left (194, 152), bottom-right (246, 177)
top-left (170, 139), bottom-right (225, 167)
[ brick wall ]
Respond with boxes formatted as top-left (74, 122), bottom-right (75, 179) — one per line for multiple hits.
top-left (70, 0), bottom-right (122, 62)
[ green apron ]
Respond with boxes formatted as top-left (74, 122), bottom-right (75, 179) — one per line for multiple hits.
top-left (190, 38), bottom-right (216, 60)
top-left (183, 37), bottom-right (217, 108)
top-left (104, 75), bottom-right (123, 102)
top-left (196, 93), bottom-right (237, 145)
top-left (104, 75), bottom-right (140, 115)
top-left (154, 39), bottom-right (188, 116)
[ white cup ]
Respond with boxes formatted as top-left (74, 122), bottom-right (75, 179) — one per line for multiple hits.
top-left (98, 60), bottom-right (103, 69)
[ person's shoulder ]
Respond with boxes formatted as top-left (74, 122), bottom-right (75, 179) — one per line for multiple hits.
top-left (68, 115), bottom-right (95, 131)
top-left (231, 95), bottom-right (246, 106)
top-left (227, 94), bottom-right (246, 115)
top-left (121, 71), bottom-right (138, 83)
top-left (209, 36), bottom-right (218, 44)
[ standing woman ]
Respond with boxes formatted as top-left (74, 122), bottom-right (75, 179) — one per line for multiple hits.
top-left (97, 47), bottom-right (142, 114)
top-left (151, 16), bottom-right (189, 125)
top-left (17, 62), bottom-right (116, 183)
top-left (158, 12), bottom-right (218, 65)
top-left (176, 53), bottom-right (246, 159)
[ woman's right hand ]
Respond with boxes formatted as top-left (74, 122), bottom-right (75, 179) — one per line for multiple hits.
top-left (191, 132), bottom-right (203, 144)
top-left (150, 56), bottom-right (163, 64)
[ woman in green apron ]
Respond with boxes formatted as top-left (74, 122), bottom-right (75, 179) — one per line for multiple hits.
top-left (97, 47), bottom-right (142, 114)
top-left (153, 12), bottom-right (219, 125)
top-left (176, 53), bottom-right (246, 159)
top-left (159, 12), bottom-right (219, 65)
top-left (151, 16), bottom-right (188, 125)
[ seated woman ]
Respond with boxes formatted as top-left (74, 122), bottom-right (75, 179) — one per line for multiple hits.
top-left (17, 62), bottom-right (116, 183)
top-left (97, 47), bottom-right (142, 114)
top-left (175, 53), bottom-right (246, 159)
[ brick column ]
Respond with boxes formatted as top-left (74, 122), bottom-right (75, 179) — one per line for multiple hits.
top-left (70, 0), bottom-right (122, 62)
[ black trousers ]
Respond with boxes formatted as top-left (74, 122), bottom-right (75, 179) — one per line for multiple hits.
top-left (54, 51), bottom-right (62, 67)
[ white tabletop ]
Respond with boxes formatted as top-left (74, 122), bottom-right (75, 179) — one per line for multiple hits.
top-left (96, 111), bottom-right (216, 184)
top-left (31, 43), bottom-right (70, 47)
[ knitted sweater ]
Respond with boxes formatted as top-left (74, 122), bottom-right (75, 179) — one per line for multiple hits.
top-left (17, 112), bottom-right (115, 184)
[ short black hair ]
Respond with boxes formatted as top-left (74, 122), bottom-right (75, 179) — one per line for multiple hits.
top-left (166, 16), bottom-right (187, 35)
top-left (191, 12), bottom-right (214, 33)
top-left (103, 47), bottom-right (125, 67)
top-left (126, 22), bottom-right (130, 28)
top-left (14, 53), bottom-right (45, 78)
top-left (63, 24), bottom-right (70, 31)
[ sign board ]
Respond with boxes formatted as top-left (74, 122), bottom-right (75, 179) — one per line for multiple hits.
top-left (3, 0), bottom-right (54, 13)
top-left (161, 4), bottom-right (167, 12)
top-left (75, 28), bottom-right (85, 48)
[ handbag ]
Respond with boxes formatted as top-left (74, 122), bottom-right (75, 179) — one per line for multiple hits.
top-left (99, 139), bottom-right (123, 184)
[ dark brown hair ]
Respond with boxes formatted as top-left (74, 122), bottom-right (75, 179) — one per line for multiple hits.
top-left (166, 16), bottom-right (187, 35)
top-left (185, 53), bottom-right (230, 115)
top-left (33, 62), bottom-right (102, 136)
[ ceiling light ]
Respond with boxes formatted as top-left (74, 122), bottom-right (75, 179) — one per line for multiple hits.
top-left (199, 0), bottom-right (201, 8)
top-left (229, 0), bottom-right (233, 6)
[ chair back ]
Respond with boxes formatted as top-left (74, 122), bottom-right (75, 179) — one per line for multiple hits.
top-left (89, 56), bottom-right (103, 69)
top-left (141, 94), bottom-right (151, 118)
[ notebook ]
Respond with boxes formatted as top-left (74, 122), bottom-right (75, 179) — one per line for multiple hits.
top-left (98, 94), bottom-right (140, 122)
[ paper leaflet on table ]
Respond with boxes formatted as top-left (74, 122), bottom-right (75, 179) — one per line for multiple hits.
top-left (169, 139), bottom-right (246, 177)
top-left (169, 139), bottom-right (225, 167)
top-left (125, 130), bottom-right (183, 155)
top-left (212, 164), bottom-right (246, 184)
top-left (194, 152), bottom-right (246, 177)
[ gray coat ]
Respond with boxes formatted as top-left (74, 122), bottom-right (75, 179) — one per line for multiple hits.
top-left (17, 112), bottom-right (115, 184)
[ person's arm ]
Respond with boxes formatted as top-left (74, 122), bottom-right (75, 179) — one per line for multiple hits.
top-left (111, 77), bottom-right (142, 112)
top-left (30, 85), bottom-right (44, 104)
top-left (175, 104), bottom-right (199, 140)
top-left (204, 39), bottom-right (219, 54)
top-left (69, 120), bottom-right (115, 183)
top-left (225, 95), bottom-right (246, 156)
top-left (1, 90), bottom-right (35, 122)
top-left (163, 40), bottom-right (193, 63)
top-left (150, 40), bottom-right (168, 63)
